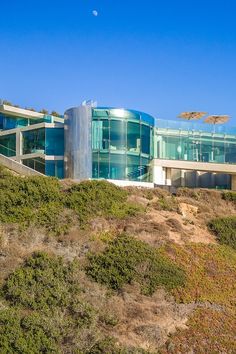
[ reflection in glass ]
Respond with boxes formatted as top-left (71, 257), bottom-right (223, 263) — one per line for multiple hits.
top-left (110, 120), bottom-right (126, 151)
top-left (23, 128), bottom-right (45, 155)
top-left (22, 157), bottom-right (45, 174)
top-left (91, 108), bottom-right (154, 182)
top-left (127, 122), bottom-right (140, 153)
top-left (0, 134), bottom-right (16, 156)
top-left (46, 160), bottom-right (64, 178)
top-left (155, 129), bottom-right (236, 165)
top-left (45, 128), bottom-right (64, 155)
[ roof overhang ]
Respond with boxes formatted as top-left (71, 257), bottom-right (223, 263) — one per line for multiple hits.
top-left (0, 104), bottom-right (45, 119)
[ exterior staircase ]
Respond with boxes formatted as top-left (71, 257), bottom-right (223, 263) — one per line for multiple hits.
top-left (0, 154), bottom-right (44, 176)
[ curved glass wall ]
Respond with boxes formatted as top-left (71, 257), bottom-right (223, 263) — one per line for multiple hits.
top-left (92, 108), bottom-right (154, 181)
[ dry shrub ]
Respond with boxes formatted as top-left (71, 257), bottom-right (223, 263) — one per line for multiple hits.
top-left (133, 221), bottom-right (169, 237)
top-left (166, 218), bottom-right (183, 233)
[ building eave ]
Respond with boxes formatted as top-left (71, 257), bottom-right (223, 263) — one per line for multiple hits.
top-left (0, 104), bottom-right (45, 119)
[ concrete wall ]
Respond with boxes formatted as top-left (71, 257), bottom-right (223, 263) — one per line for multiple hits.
top-left (107, 179), bottom-right (154, 188)
top-left (231, 175), bottom-right (236, 191)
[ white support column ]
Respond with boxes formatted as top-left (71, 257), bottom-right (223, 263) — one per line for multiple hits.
top-left (165, 167), bottom-right (172, 186)
top-left (231, 175), bottom-right (236, 191)
top-left (15, 131), bottom-right (22, 162)
top-left (153, 165), bottom-right (165, 185)
top-left (180, 170), bottom-right (185, 187)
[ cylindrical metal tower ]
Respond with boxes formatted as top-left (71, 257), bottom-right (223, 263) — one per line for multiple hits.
top-left (64, 103), bottom-right (92, 180)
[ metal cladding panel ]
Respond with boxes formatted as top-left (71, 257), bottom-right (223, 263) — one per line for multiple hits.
top-left (64, 105), bottom-right (92, 180)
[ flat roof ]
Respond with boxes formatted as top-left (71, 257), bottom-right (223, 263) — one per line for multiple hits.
top-left (0, 104), bottom-right (64, 123)
top-left (0, 104), bottom-right (45, 119)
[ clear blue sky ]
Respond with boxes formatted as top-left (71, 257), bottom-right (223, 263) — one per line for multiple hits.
top-left (0, 0), bottom-right (236, 122)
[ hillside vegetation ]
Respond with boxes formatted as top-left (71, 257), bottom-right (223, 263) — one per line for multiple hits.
top-left (0, 165), bottom-right (236, 353)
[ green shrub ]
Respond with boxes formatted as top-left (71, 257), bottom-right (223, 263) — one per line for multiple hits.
top-left (1, 252), bottom-right (100, 352)
top-left (0, 171), bottom-right (143, 231)
top-left (35, 202), bottom-right (72, 235)
top-left (0, 164), bottom-right (11, 178)
top-left (86, 234), bottom-right (186, 295)
top-left (222, 191), bottom-right (236, 203)
top-left (88, 338), bottom-right (150, 354)
top-left (0, 309), bottom-right (59, 353)
top-left (88, 337), bottom-right (120, 354)
top-left (3, 252), bottom-right (80, 311)
top-left (0, 174), bottom-right (63, 229)
top-left (156, 196), bottom-right (179, 212)
top-left (208, 217), bottom-right (236, 250)
top-left (65, 180), bottom-right (143, 223)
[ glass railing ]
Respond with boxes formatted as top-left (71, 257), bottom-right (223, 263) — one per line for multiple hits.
top-left (155, 119), bottom-right (236, 135)
top-left (0, 143), bottom-right (16, 157)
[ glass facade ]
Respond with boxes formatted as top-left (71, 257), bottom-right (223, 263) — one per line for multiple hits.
top-left (155, 120), bottom-right (236, 164)
top-left (22, 128), bottom-right (64, 156)
top-left (0, 113), bottom-right (52, 131)
top-left (92, 108), bottom-right (154, 181)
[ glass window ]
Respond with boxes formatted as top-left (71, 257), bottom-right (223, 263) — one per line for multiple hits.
top-left (102, 120), bottom-right (109, 150)
top-left (92, 109), bottom-right (109, 118)
top-left (92, 152), bottom-right (99, 178)
top-left (200, 134), bottom-right (213, 162)
top-left (45, 128), bottom-right (64, 156)
top-left (0, 114), bottom-right (3, 130)
top-left (141, 157), bottom-right (151, 182)
top-left (110, 154), bottom-right (126, 180)
top-left (163, 135), bottom-right (180, 160)
top-left (0, 134), bottom-right (16, 157)
top-left (23, 128), bottom-right (45, 155)
top-left (46, 160), bottom-right (64, 179)
top-left (127, 122), bottom-right (140, 153)
top-left (22, 157), bottom-right (45, 174)
top-left (126, 155), bottom-right (141, 181)
top-left (141, 124), bottom-right (151, 155)
top-left (110, 120), bottom-right (126, 151)
top-left (2, 116), bottom-right (28, 130)
top-left (225, 136), bottom-right (236, 163)
top-left (98, 153), bottom-right (110, 179)
top-left (213, 138), bottom-right (225, 163)
top-left (29, 118), bottom-right (45, 125)
top-left (92, 121), bottom-right (103, 150)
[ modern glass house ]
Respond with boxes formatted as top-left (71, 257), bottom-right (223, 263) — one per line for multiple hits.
top-left (1, 100), bottom-right (236, 189)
